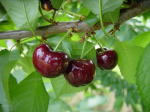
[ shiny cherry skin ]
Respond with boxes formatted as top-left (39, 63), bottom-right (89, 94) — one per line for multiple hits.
top-left (33, 44), bottom-right (69, 78)
top-left (40, 0), bottom-right (55, 11)
top-left (64, 59), bottom-right (95, 87)
top-left (96, 49), bottom-right (118, 70)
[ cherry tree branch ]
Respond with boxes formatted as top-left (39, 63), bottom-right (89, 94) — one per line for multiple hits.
top-left (0, 0), bottom-right (150, 40)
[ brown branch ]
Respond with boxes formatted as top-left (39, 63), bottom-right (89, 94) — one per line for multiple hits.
top-left (0, 0), bottom-right (150, 40)
top-left (118, 0), bottom-right (150, 24)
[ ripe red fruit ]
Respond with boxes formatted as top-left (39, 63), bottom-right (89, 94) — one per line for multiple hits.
top-left (33, 44), bottom-right (69, 78)
top-left (96, 49), bottom-right (118, 70)
top-left (40, 0), bottom-right (55, 11)
top-left (64, 59), bottom-right (95, 87)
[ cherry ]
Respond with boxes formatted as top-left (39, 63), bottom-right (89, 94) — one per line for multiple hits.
top-left (96, 49), bottom-right (118, 70)
top-left (64, 59), bottom-right (95, 87)
top-left (32, 44), bottom-right (69, 78)
top-left (40, 0), bottom-right (55, 11)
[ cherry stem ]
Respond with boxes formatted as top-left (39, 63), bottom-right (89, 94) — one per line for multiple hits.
top-left (98, 0), bottom-right (111, 38)
top-left (10, 40), bottom-right (21, 51)
top-left (52, 10), bottom-right (57, 21)
top-left (41, 36), bottom-right (48, 43)
top-left (82, 46), bottom-right (94, 58)
top-left (39, 5), bottom-right (52, 23)
top-left (54, 29), bottom-right (72, 51)
top-left (10, 43), bottom-right (17, 51)
top-left (80, 40), bottom-right (87, 59)
top-left (93, 35), bottom-right (103, 49)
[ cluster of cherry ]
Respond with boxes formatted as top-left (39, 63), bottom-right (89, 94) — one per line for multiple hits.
top-left (37, 0), bottom-right (118, 87)
top-left (32, 44), bottom-right (118, 87)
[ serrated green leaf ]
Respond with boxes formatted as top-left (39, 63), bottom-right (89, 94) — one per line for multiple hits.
top-left (0, 0), bottom-right (39, 28)
top-left (62, 41), bottom-right (72, 57)
top-left (143, 11), bottom-right (150, 22)
top-left (11, 72), bottom-right (49, 112)
top-left (116, 23), bottom-right (138, 41)
top-left (0, 50), bottom-right (20, 112)
top-left (84, 13), bottom-right (99, 27)
top-left (17, 56), bottom-right (35, 75)
top-left (0, 3), bottom-right (6, 20)
top-left (51, 0), bottom-right (64, 9)
top-left (136, 44), bottom-right (150, 112)
top-left (9, 75), bottom-right (18, 99)
top-left (115, 41), bottom-right (144, 84)
top-left (103, 8), bottom-right (120, 23)
top-left (82, 0), bottom-right (123, 22)
top-left (70, 41), bottom-right (96, 60)
top-left (0, 105), bottom-right (2, 112)
top-left (131, 31), bottom-right (150, 48)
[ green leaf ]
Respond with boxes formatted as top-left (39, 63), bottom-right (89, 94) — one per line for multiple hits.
top-left (116, 23), bottom-right (138, 41)
top-left (0, 104), bottom-right (3, 112)
top-left (17, 56), bottom-right (35, 74)
top-left (0, 3), bottom-right (6, 20)
top-left (115, 41), bottom-right (144, 84)
top-left (0, 0), bottom-right (39, 28)
top-left (51, 0), bottom-right (64, 9)
top-left (51, 75), bottom-right (87, 97)
top-left (103, 8), bottom-right (120, 23)
top-left (9, 75), bottom-right (18, 99)
top-left (143, 11), bottom-right (150, 22)
top-left (70, 41), bottom-right (96, 62)
top-left (131, 31), bottom-right (150, 48)
top-left (84, 13), bottom-right (99, 27)
top-left (0, 50), bottom-right (20, 112)
top-left (82, 0), bottom-right (123, 20)
top-left (10, 72), bottom-right (49, 112)
top-left (62, 41), bottom-right (72, 57)
top-left (136, 44), bottom-right (150, 112)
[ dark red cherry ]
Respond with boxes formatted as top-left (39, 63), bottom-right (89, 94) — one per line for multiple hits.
top-left (96, 49), bottom-right (118, 70)
top-left (40, 0), bottom-right (55, 11)
top-left (64, 59), bottom-right (95, 87)
top-left (33, 44), bottom-right (69, 78)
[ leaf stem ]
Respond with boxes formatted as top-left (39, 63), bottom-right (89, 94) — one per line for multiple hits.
top-left (54, 29), bottom-right (72, 51)
top-left (82, 46), bottom-right (94, 58)
top-left (80, 40), bottom-right (87, 59)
